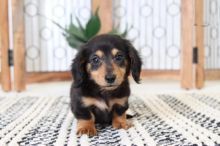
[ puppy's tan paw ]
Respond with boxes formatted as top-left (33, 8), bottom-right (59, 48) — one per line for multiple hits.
top-left (77, 125), bottom-right (97, 136)
top-left (112, 120), bottom-right (129, 129)
top-left (112, 113), bottom-right (131, 130)
top-left (77, 119), bottom-right (97, 136)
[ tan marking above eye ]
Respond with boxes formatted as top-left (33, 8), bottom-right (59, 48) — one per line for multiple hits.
top-left (82, 97), bottom-right (108, 110)
top-left (95, 50), bottom-right (104, 58)
top-left (112, 48), bottom-right (119, 56)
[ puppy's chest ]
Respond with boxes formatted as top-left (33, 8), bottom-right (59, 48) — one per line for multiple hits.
top-left (82, 96), bottom-right (127, 112)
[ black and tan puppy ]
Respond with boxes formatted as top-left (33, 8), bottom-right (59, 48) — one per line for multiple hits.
top-left (70, 34), bottom-right (142, 136)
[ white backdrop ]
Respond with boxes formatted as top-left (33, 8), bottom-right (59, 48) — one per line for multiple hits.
top-left (24, 0), bottom-right (182, 72)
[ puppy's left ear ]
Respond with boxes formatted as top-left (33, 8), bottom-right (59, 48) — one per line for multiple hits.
top-left (124, 39), bottom-right (142, 83)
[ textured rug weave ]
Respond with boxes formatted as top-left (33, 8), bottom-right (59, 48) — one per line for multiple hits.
top-left (0, 93), bottom-right (220, 146)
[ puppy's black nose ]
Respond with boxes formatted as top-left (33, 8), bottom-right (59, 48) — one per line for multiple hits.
top-left (105, 74), bottom-right (116, 84)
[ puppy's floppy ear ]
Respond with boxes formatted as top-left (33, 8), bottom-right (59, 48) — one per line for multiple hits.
top-left (124, 39), bottom-right (142, 83)
top-left (71, 48), bottom-right (87, 87)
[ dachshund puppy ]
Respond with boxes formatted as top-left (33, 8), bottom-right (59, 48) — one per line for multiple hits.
top-left (70, 34), bottom-right (142, 136)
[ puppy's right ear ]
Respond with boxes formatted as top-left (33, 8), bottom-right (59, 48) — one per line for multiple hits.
top-left (123, 39), bottom-right (142, 83)
top-left (71, 49), bottom-right (87, 88)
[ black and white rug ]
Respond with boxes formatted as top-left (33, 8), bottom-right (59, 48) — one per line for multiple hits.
top-left (0, 93), bottom-right (220, 146)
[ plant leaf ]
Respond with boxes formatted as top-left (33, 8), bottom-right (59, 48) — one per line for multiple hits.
top-left (51, 14), bottom-right (87, 42)
top-left (75, 17), bottom-right (85, 32)
top-left (39, 13), bottom-right (88, 49)
top-left (64, 34), bottom-right (83, 49)
top-left (85, 9), bottom-right (101, 38)
top-left (65, 23), bottom-right (87, 42)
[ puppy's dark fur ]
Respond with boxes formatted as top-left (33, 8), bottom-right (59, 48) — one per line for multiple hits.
top-left (70, 34), bottom-right (142, 136)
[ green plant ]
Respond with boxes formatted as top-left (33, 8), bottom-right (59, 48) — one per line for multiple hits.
top-left (53, 9), bottom-right (129, 49)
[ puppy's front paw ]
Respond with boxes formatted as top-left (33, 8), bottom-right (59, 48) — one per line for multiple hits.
top-left (112, 113), bottom-right (131, 130)
top-left (77, 119), bottom-right (97, 136)
top-left (112, 119), bottom-right (129, 129)
top-left (77, 125), bottom-right (97, 136)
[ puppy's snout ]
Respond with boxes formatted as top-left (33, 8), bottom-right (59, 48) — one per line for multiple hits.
top-left (105, 74), bottom-right (116, 84)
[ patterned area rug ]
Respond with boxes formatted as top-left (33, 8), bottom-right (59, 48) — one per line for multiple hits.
top-left (0, 93), bottom-right (220, 146)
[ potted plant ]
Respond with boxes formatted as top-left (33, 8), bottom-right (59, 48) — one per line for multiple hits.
top-left (53, 9), bottom-right (129, 50)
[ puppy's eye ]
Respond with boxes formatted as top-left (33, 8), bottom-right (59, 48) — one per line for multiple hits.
top-left (114, 54), bottom-right (124, 62)
top-left (91, 56), bottom-right (101, 65)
